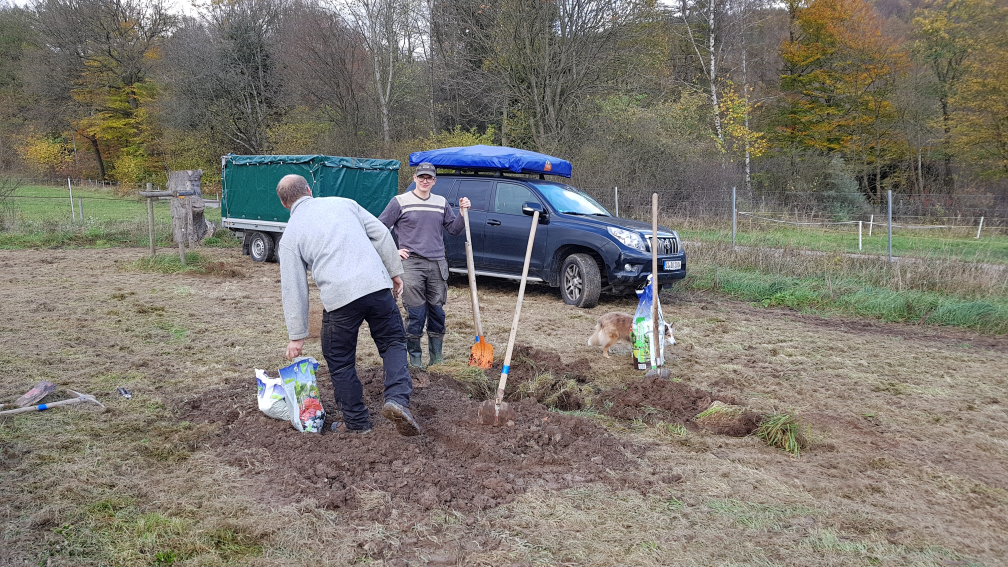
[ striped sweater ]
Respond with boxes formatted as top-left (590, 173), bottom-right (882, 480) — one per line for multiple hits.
top-left (378, 190), bottom-right (465, 261)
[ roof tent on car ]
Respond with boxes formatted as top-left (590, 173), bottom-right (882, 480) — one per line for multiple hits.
top-left (408, 144), bottom-right (573, 178)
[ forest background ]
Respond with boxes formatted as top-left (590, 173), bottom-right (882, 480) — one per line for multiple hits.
top-left (0, 0), bottom-right (1006, 217)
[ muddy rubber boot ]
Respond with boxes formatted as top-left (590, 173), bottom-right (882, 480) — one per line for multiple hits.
top-left (428, 335), bottom-right (444, 366)
top-left (407, 338), bottom-right (424, 369)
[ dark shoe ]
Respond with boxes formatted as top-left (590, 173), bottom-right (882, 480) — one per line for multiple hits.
top-left (428, 335), bottom-right (443, 366)
top-left (380, 401), bottom-right (421, 436)
top-left (407, 338), bottom-right (424, 368)
top-left (330, 422), bottom-right (372, 435)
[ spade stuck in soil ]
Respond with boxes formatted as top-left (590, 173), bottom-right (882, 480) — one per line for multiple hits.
top-left (477, 210), bottom-right (539, 426)
top-left (462, 208), bottom-right (493, 369)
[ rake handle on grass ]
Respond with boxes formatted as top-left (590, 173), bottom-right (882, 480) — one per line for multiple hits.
top-left (495, 210), bottom-right (539, 406)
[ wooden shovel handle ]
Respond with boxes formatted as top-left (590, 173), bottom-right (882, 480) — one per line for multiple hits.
top-left (462, 208), bottom-right (484, 338)
top-left (652, 193), bottom-right (659, 367)
top-left (496, 211), bottom-right (539, 404)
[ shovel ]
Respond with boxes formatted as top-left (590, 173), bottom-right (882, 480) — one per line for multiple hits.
top-left (645, 192), bottom-right (670, 379)
top-left (478, 210), bottom-right (540, 426)
top-left (462, 208), bottom-right (493, 369)
top-left (0, 389), bottom-right (105, 417)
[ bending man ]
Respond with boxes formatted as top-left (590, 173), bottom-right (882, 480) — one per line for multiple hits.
top-left (379, 162), bottom-right (470, 367)
top-left (277, 174), bottom-right (420, 436)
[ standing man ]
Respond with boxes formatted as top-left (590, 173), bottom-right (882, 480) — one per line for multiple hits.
top-left (379, 162), bottom-right (470, 368)
top-left (276, 174), bottom-right (420, 436)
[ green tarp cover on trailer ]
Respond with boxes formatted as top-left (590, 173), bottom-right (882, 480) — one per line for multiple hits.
top-left (222, 154), bottom-right (401, 222)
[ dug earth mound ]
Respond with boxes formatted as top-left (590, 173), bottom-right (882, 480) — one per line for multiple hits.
top-left (182, 367), bottom-right (653, 522)
top-left (180, 343), bottom-right (751, 522)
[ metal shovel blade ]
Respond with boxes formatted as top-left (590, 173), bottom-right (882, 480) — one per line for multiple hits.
top-left (477, 399), bottom-right (515, 427)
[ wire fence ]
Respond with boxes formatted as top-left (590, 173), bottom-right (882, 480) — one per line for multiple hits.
top-left (5, 176), bottom-right (1006, 241)
top-left (581, 185), bottom-right (1007, 236)
top-left (5, 176), bottom-right (222, 200)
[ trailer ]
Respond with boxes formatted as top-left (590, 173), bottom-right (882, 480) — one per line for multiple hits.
top-left (221, 154), bottom-right (401, 262)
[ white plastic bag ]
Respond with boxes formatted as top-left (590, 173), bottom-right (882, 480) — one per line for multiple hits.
top-left (256, 369), bottom-right (290, 421)
top-left (631, 274), bottom-right (667, 371)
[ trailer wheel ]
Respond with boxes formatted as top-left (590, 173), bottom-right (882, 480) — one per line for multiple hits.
top-left (248, 231), bottom-right (274, 263)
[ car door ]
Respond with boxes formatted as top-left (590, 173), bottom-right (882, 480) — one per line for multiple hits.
top-left (444, 178), bottom-right (493, 269)
top-left (483, 181), bottom-right (549, 275)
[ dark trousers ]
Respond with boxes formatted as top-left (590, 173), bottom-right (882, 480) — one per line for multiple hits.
top-left (321, 289), bottom-right (413, 429)
top-left (401, 256), bottom-right (448, 339)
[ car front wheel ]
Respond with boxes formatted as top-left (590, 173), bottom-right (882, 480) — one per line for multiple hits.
top-left (560, 253), bottom-right (601, 308)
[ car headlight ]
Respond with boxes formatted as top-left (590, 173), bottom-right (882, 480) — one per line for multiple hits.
top-left (607, 226), bottom-right (647, 251)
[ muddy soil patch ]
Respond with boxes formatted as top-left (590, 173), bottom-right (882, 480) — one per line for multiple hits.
top-left (180, 366), bottom-right (653, 522)
top-left (600, 377), bottom-right (760, 436)
top-left (472, 344), bottom-right (594, 410)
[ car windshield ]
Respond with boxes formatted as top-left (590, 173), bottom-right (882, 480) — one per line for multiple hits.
top-left (530, 182), bottom-right (611, 216)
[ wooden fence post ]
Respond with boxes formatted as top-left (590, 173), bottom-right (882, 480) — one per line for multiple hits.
top-left (174, 189), bottom-right (186, 265)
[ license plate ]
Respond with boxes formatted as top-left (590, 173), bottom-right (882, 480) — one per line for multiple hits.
top-left (663, 260), bottom-right (681, 271)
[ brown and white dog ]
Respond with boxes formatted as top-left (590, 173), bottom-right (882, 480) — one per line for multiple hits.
top-left (587, 312), bottom-right (676, 358)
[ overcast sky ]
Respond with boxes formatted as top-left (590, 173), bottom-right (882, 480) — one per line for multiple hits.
top-left (5, 0), bottom-right (199, 16)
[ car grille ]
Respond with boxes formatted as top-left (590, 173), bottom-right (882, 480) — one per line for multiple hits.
top-left (645, 237), bottom-right (678, 255)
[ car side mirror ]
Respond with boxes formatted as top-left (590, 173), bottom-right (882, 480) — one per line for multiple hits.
top-left (522, 202), bottom-right (548, 223)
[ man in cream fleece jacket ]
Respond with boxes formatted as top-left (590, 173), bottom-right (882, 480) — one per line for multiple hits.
top-left (276, 174), bottom-right (420, 436)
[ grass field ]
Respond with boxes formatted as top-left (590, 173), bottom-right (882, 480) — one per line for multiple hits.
top-left (6, 184), bottom-right (221, 224)
top-left (682, 223), bottom-right (1008, 265)
top-left (0, 183), bottom-right (227, 249)
top-left (3, 182), bottom-right (1007, 333)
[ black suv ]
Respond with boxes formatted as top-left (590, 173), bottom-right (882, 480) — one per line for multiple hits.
top-left (421, 173), bottom-right (686, 308)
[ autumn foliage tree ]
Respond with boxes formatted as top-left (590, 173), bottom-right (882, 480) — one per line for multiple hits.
top-left (778, 0), bottom-right (907, 202)
top-left (26, 0), bottom-right (173, 181)
top-left (951, 1), bottom-right (1008, 178)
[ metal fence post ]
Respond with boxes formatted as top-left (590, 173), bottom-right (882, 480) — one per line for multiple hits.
top-left (858, 221), bottom-right (862, 251)
top-left (146, 183), bottom-right (155, 257)
top-left (976, 216), bottom-right (984, 239)
top-left (888, 190), bottom-right (893, 263)
top-left (731, 186), bottom-right (737, 248)
top-left (67, 178), bottom-right (75, 224)
top-left (614, 186), bottom-right (619, 217)
top-left (868, 214), bottom-right (873, 237)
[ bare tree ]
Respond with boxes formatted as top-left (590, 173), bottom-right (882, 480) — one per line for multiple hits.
top-left (341, 0), bottom-right (418, 157)
top-left (0, 4), bottom-right (33, 171)
top-left (277, 1), bottom-right (376, 154)
top-left (455, 0), bottom-right (636, 153)
top-left (161, 0), bottom-right (288, 155)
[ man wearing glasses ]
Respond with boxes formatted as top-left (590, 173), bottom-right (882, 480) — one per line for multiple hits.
top-left (379, 162), bottom-right (471, 368)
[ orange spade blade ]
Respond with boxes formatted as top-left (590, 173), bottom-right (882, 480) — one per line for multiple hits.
top-left (468, 336), bottom-right (494, 369)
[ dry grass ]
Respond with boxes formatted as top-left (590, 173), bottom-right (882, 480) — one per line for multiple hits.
top-left (689, 238), bottom-right (1008, 299)
top-left (2, 247), bottom-right (1007, 566)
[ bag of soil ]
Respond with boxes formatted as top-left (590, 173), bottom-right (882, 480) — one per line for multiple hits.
top-left (631, 275), bottom-right (667, 371)
top-left (255, 369), bottom-right (290, 421)
top-left (279, 357), bottom-right (325, 433)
